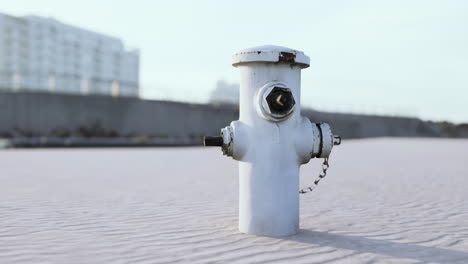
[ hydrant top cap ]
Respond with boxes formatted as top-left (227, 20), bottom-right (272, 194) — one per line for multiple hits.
top-left (232, 45), bottom-right (310, 68)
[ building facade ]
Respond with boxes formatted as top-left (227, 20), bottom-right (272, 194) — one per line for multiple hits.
top-left (0, 13), bottom-right (139, 97)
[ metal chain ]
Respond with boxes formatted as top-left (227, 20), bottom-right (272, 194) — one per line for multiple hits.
top-left (299, 157), bottom-right (330, 194)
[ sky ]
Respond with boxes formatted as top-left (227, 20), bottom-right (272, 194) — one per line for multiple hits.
top-left (1, 0), bottom-right (467, 123)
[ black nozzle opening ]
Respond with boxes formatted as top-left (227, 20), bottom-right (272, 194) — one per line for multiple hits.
top-left (266, 87), bottom-right (295, 116)
top-left (204, 136), bottom-right (223, 147)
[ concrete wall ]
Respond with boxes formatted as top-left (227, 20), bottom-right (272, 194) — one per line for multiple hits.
top-left (0, 91), bottom-right (237, 141)
top-left (0, 91), bottom-right (466, 145)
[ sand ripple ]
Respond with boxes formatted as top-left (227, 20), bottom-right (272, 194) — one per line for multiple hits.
top-left (1, 138), bottom-right (468, 263)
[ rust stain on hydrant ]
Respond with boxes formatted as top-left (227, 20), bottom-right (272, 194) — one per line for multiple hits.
top-left (279, 51), bottom-right (296, 63)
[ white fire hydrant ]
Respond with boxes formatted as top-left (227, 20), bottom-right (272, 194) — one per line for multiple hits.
top-left (205, 45), bottom-right (340, 237)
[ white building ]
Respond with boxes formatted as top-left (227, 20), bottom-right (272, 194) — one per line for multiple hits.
top-left (0, 13), bottom-right (139, 97)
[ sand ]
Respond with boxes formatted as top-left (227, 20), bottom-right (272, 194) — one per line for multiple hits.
top-left (1, 138), bottom-right (467, 263)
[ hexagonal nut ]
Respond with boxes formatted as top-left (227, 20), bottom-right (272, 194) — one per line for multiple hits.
top-left (263, 86), bottom-right (295, 120)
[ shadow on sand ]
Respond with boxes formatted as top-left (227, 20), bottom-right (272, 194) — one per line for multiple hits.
top-left (285, 229), bottom-right (468, 263)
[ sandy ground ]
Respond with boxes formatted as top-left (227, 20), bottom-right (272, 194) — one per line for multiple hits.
top-left (1, 138), bottom-right (467, 264)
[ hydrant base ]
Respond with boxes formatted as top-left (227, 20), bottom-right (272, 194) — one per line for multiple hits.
top-left (239, 226), bottom-right (299, 238)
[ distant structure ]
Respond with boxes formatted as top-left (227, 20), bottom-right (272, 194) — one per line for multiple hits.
top-left (209, 80), bottom-right (239, 105)
top-left (0, 13), bottom-right (139, 97)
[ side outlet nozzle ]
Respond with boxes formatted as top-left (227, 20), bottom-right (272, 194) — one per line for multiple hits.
top-left (204, 136), bottom-right (223, 147)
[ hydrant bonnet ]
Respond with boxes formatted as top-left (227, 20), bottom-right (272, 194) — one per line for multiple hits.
top-left (232, 45), bottom-right (310, 68)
